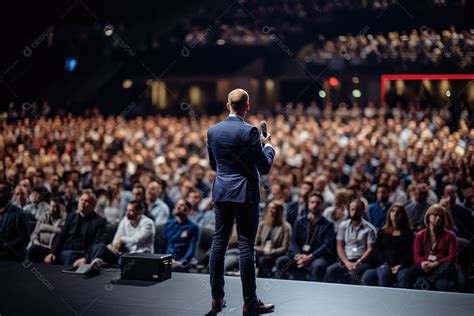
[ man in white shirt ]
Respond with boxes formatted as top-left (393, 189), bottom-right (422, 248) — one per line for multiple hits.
top-left (88, 199), bottom-right (155, 266)
top-left (325, 199), bottom-right (376, 284)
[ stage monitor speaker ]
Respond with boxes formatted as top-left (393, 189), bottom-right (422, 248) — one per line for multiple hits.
top-left (121, 253), bottom-right (172, 282)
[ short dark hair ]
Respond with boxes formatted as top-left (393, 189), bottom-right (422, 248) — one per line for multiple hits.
top-left (155, 177), bottom-right (167, 191)
top-left (50, 196), bottom-right (65, 207)
top-left (350, 198), bottom-right (365, 211)
top-left (302, 181), bottom-right (314, 191)
top-left (0, 180), bottom-right (13, 197)
top-left (35, 170), bottom-right (45, 178)
top-left (309, 191), bottom-right (324, 204)
top-left (184, 200), bottom-right (192, 211)
top-left (32, 186), bottom-right (51, 202)
top-left (376, 183), bottom-right (389, 192)
top-left (187, 187), bottom-right (202, 197)
top-left (133, 183), bottom-right (146, 193)
top-left (128, 199), bottom-right (145, 212)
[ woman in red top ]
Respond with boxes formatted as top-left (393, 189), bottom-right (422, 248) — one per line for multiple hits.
top-left (411, 204), bottom-right (458, 291)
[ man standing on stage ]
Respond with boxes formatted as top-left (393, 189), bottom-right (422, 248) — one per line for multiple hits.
top-left (207, 89), bottom-right (276, 314)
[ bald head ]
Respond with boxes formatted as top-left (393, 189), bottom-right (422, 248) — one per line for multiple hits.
top-left (227, 89), bottom-right (249, 113)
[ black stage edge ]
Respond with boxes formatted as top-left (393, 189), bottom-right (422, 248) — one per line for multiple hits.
top-left (0, 261), bottom-right (473, 315)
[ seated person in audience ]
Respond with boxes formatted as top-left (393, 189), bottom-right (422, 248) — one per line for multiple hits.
top-left (323, 188), bottom-right (349, 232)
top-left (367, 184), bottom-right (392, 229)
top-left (276, 193), bottom-right (334, 282)
top-left (19, 178), bottom-right (33, 201)
top-left (439, 198), bottom-right (460, 236)
top-left (44, 191), bottom-right (107, 266)
top-left (27, 197), bottom-right (67, 262)
top-left (63, 180), bottom-right (79, 214)
top-left (0, 181), bottom-right (29, 261)
top-left (161, 198), bottom-right (199, 271)
top-left (88, 199), bottom-right (155, 266)
top-left (442, 185), bottom-right (473, 240)
top-left (326, 199), bottom-right (376, 284)
top-left (255, 200), bottom-right (292, 278)
top-left (411, 204), bottom-right (458, 291)
top-left (388, 174), bottom-right (408, 206)
top-left (286, 181), bottom-right (313, 228)
top-left (186, 188), bottom-right (205, 223)
top-left (459, 182), bottom-right (473, 209)
top-left (12, 185), bottom-right (31, 209)
top-left (23, 186), bottom-right (50, 221)
top-left (362, 204), bottom-right (414, 288)
top-left (405, 183), bottom-right (431, 231)
top-left (132, 183), bottom-right (148, 216)
top-left (95, 183), bottom-right (122, 226)
top-left (147, 180), bottom-right (170, 226)
top-left (314, 175), bottom-right (335, 206)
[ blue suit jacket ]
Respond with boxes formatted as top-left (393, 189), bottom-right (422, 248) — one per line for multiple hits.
top-left (207, 116), bottom-right (275, 204)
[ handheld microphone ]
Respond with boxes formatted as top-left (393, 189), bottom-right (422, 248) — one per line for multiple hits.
top-left (260, 121), bottom-right (267, 137)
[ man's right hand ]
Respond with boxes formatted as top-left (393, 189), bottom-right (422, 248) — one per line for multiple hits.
top-left (261, 133), bottom-right (272, 145)
top-left (344, 260), bottom-right (355, 272)
top-left (113, 240), bottom-right (122, 253)
top-left (44, 254), bottom-right (55, 264)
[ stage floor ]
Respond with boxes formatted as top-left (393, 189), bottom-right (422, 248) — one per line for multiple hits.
top-left (0, 261), bottom-right (473, 315)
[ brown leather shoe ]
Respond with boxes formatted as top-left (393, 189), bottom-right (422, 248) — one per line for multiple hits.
top-left (243, 299), bottom-right (275, 315)
top-left (212, 298), bottom-right (226, 311)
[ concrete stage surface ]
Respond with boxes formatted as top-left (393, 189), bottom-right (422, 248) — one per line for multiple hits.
top-left (0, 262), bottom-right (473, 315)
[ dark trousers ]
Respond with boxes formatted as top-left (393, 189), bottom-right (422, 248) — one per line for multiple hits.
top-left (275, 255), bottom-right (329, 281)
top-left (0, 247), bottom-right (25, 262)
top-left (57, 250), bottom-right (85, 266)
top-left (410, 264), bottom-right (458, 291)
top-left (224, 248), bottom-right (240, 272)
top-left (257, 254), bottom-right (277, 278)
top-left (27, 245), bottom-right (51, 263)
top-left (362, 265), bottom-right (411, 288)
top-left (210, 202), bottom-right (259, 305)
top-left (325, 260), bottom-right (372, 284)
top-left (89, 244), bottom-right (120, 265)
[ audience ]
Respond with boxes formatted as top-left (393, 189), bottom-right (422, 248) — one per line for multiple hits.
top-left (299, 27), bottom-right (474, 70)
top-left (24, 186), bottom-right (50, 221)
top-left (255, 200), bottom-right (292, 278)
top-left (0, 100), bottom-right (473, 292)
top-left (411, 204), bottom-right (459, 291)
top-left (0, 181), bottom-right (29, 261)
top-left (439, 197), bottom-right (460, 236)
top-left (27, 197), bottom-right (66, 262)
top-left (161, 198), bottom-right (199, 271)
top-left (44, 191), bottom-right (107, 266)
top-left (89, 199), bottom-right (155, 266)
top-left (323, 188), bottom-right (349, 233)
top-left (276, 193), bottom-right (334, 281)
top-left (63, 180), bottom-right (79, 214)
top-left (388, 174), bottom-right (408, 206)
top-left (406, 183), bottom-right (432, 232)
top-left (442, 185), bottom-right (473, 240)
top-left (186, 188), bottom-right (205, 224)
top-left (12, 185), bottom-right (30, 209)
top-left (362, 204), bottom-right (414, 288)
top-left (286, 181), bottom-right (313, 228)
top-left (326, 199), bottom-right (376, 284)
top-left (147, 180), bottom-right (170, 226)
top-left (367, 184), bottom-right (392, 229)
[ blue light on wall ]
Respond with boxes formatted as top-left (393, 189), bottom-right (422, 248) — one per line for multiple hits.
top-left (65, 57), bottom-right (78, 72)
